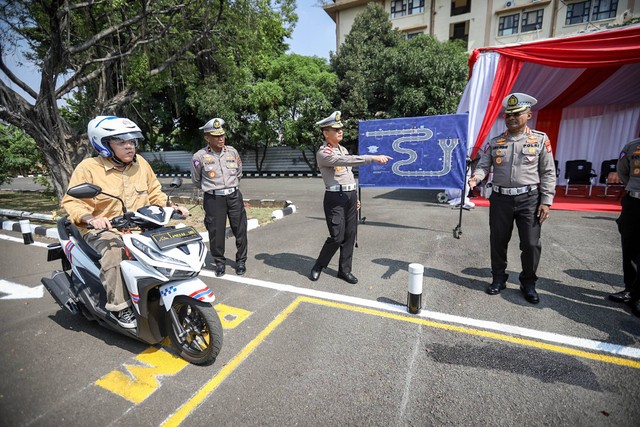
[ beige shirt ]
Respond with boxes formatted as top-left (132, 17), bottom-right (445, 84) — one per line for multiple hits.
top-left (617, 138), bottom-right (640, 192)
top-left (192, 145), bottom-right (242, 192)
top-left (317, 143), bottom-right (373, 188)
top-left (62, 155), bottom-right (167, 228)
top-left (474, 127), bottom-right (556, 206)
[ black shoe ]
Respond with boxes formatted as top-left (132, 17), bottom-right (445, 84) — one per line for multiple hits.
top-left (337, 271), bottom-right (358, 284)
top-left (215, 265), bottom-right (226, 277)
top-left (486, 281), bottom-right (506, 295)
top-left (608, 290), bottom-right (631, 303)
top-left (309, 265), bottom-right (322, 281)
top-left (520, 285), bottom-right (540, 304)
top-left (236, 263), bottom-right (246, 276)
top-left (628, 299), bottom-right (640, 317)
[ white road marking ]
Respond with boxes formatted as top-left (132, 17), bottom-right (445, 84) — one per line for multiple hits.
top-left (0, 279), bottom-right (44, 299)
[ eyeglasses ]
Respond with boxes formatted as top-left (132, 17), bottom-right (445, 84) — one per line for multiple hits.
top-left (504, 111), bottom-right (527, 118)
top-left (110, 139), bottom-right (138, 148)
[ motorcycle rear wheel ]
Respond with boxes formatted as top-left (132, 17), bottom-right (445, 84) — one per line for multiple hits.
top-left (166, 296), bottom-right (223, 366)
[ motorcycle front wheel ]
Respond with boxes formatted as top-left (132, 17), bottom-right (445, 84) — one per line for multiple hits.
top-left (166, 296), bottom-right (223, 366)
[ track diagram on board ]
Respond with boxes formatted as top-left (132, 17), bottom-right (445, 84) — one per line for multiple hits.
top-left (358, 114), bottom-right (468, 189)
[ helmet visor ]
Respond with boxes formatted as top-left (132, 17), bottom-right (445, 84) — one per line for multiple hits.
top-left (108, 132), bottom-right (144, 143)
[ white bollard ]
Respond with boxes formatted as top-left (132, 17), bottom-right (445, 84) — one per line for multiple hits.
top-left (407, 263), bottom-right (424, 314)
top-left (19, 219), bottom-right (34, 244)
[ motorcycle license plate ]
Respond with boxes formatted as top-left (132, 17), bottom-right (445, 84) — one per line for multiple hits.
top-left (149, 226), bottom-right (202, 250)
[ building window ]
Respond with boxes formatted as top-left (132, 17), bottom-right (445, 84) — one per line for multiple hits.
top-left (521, 9), bottom-right (544, 32)
top-left (409, 0), bottom-right (425, 15)
top-left (451, 0), bottom-right (471, 16)
top-left (391, 0), bottom-right (407, 18)
top-left (566, 1), bottom-right (591, 25)
top-left (592, 0), bottom-right (618, 21)
top-left (406, 32), bottom-right (422, 39)
top-left (498, 13), bottom-right (519, 36)
top-left (450, 20), bottom-right (469, 48)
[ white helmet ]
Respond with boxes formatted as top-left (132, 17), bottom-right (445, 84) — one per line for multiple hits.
top-left (87, 116), bottom-right (144, 158)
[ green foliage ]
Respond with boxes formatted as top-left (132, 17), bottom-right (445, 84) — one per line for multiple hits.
top-left (383, 35), bottom-right (469, 117)
top-left (0, 124), bottom-right (48, 184)
top-left (330, 3), bottom-right (469, 147)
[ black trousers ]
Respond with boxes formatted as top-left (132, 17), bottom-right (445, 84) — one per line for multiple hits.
top-left (203, 190), bottom-right (248, 266)
top-left (618, 194), bottom-right (640, 300)
top-left (315, 190), bottom-right (358, 274)
top-left (489, 190), bottom-right (542, 287)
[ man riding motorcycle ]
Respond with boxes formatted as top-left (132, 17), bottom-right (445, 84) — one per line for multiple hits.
top-left (61, 116), bottom-right (189, 328)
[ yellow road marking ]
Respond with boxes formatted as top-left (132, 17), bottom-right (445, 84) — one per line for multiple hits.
top-left (215, 303), bottom-right (252, 329)
top-left (161, 298), bottom-right (302, 427)
top-left (300, 296), bottom-right (640, 369)
top-left (162, 295), bottom-right (640, 426)
top-left (96, 303), bottom-right (252, 404)
top-left (95, 347), bottom-right (189, 404)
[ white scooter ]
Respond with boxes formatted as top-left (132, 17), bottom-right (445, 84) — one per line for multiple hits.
top-left (41, 181), bottom-right (223, 365)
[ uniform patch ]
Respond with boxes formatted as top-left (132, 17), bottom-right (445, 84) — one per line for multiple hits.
top-left (193, 159), bottom-right (200, 168)
top-left (496, 138), bottom-right (506, 145)
top-left (323, 147), bottom-right (333, 155)
top-left (496, 149), bottom-right (505, 156)
top-left (528, 147), bottom-right (536, 154)
top-left (620, 150), bottom-right (627, 159)
top-left (208, 171), bottom-right (216, 178)
top-left (203, 155), bottom-right (214, 162)
top-left (495, 157), bottom-right (503, 164)
top-left (335, 166), bottom-right (344, 172)
top-left (544, 139), bottom-right (552, 153)
top-left (634, 168), bottom-right (640, 175)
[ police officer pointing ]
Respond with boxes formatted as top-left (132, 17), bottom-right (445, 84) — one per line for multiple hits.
top-left (469, 93), bottom-right (556, 304)
top-left (192, 118), bottom-right (248, 277)
top-left (608, 138), bottom-right (640, 317)
top-left (309, 111), bottom-right (392, 284)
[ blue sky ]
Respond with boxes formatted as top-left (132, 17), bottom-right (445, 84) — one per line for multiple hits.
top-left (3, 1), bottom-right (336, 98)
top-left (286, 0), bottom-right (337, 59)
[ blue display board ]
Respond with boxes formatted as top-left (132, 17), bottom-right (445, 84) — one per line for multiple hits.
top-left (358, 114), bottom-right (468, 189)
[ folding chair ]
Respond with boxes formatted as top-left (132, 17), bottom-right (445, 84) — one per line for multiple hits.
top-left (564, 160), bottom-right (597, 198)
top-left (598, 159), bottom-right (624, 197)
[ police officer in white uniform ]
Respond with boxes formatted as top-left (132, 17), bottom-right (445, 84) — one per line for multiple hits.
top-left (192, 118), bottom-right (248, 277)
top-left (469, 93), bottom-right (556, 304)
top-left (309, 111), bottom-right (392, 284)
top-left (608, 138), bottom-right (640, 317)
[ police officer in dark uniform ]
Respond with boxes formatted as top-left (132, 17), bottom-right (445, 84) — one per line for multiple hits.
top-left (192, 118), bottom-right (248, 277)
top-left (309, 111), bottom-right (392, 284)
top-left (608, 138), bottom-right (640, 317)
top-left (469, 93), bottom-right (556, 304)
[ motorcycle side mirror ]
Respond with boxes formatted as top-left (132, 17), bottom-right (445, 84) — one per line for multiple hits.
top-left (67, 183), bottom-right (103, 199)
top-left (169, 177), bottom-right (183, 188)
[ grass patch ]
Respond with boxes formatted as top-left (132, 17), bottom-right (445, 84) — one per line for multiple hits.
top-left (0, 191), bottom-right (278, 233)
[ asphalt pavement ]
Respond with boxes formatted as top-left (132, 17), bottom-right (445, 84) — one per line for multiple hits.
top-left (1, 176), bottom-right (639, 426)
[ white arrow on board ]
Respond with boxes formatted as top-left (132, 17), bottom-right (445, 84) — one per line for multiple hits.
top-left (0, 280), bottom-right (44, 300)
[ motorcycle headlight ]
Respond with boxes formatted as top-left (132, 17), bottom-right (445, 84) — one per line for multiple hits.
top-left (130, 238), bottom-right (190, 268)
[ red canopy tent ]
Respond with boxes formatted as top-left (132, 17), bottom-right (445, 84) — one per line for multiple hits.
top-left (457, 24), bottom-right (640, 183)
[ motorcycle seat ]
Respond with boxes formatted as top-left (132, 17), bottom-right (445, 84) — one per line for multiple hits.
top-left (57, 217), bottom-right (102, 262)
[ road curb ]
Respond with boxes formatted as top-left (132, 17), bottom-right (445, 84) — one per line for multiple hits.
top-left (1, 202), bottom-right (296, 241)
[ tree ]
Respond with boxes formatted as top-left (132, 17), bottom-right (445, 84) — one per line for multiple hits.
top-left (330, 3), bottom-right (469, 150)
top-left (0, 0), bottom-right (296, 200)
top-left (382, 35), bottom-right (468, 117)
top-left (330, 2), bottom-right (403, 146)
top-left (0, 123), bottom-right (46, 182)
top-left (248, 54), bottom-right (337, 172)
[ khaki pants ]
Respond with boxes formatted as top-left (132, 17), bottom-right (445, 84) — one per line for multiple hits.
top-left (83, 230), bottom-right (129, 312)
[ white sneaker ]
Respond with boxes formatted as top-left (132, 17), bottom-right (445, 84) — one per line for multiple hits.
top-left (111, 307), bottom-right (137, 329)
